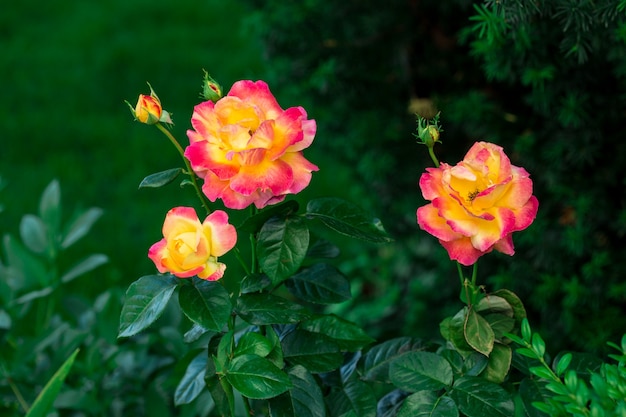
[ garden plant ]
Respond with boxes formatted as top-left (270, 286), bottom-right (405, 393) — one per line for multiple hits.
top-left (116, 73), bottom-right (625, 416)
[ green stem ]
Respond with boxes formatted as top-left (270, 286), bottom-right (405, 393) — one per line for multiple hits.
top-left (428, 146), bottom-right (440, 168)
top-left (242, 395), bottom-right (253, 416)
top-left (233, 247), bottom-right (252, 277)
top-left (249, 206), bottom-right (259, 274)
top-left (0, 360), bottom-right (29, 412)
top-left (471, 262), bottom-right (478, 288)
top-left (155, 123), bottom-right (212, 215)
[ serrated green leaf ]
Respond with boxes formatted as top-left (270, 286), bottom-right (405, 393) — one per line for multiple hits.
top-left (174, 351), bottom-right (208, 405)
top-left (235, 332), bottom-right (273, 358)
top-left (281, 329), bottom-right (343, 373)
top-left (305, 198), bottom-right (392, 243)
top-left (139, 168), bottom-right (183, 188)
top-left (60, 254), bottom-right (108, 283)
top-left (285, 263), bottom-right (351, 305)
top-left (61, 207), bottom-right (103, 249)
top-left (300, 314), bottom-right (374, 352)
top-left (238, 200), bottom-right (300, 233)
top-left (20, 214), bottom-right (48, 254)
top-left (258, 215), bottom-right (309, 284)
top-left (240, 273), bottom-right (272, 294)
top-left (465, 308), bottom-right (495, 356)
top-left (179, 278), bottom-right (231, 332)
top-left (118, 274), bottom-right (178, 338)
top-left (269, 365), bottom-right (326, 417)
top-left (389, 351), bottom-right (453, 392)
top-left (481, 344), bottom-right (512, 384)
top-left (226, 354), bottom-right (291, 399)
top-left (449, 376), bottom-right (514, 417)
top-left (361, 337), bottom-right (426, 382)
top-left (236, 293), bottom-right (310, 325)
top-left (397, 391), bottom-right (459, 417)
top-left (325, 380), bottom-right (376, 417)
top-left (25, 348), bottom-right (79, 417)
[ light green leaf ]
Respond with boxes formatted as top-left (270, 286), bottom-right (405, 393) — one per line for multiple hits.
top-left (465, 308), bottom-right (495, 356)
top-left (20, 214), bottom-right (48, 254)
top-left (235, 332), bottom-right (273, 358)
top-left (448, 376), bottom-right (514, 417)
top-left (179, 278), bottom-right (231, 332)
top-left (38, 179), bottom-right (61, 236)
top-left (139, 168), bottom-right (183, 188)
top-left (397, 391), bottom-right (459, 417)
top-left (285, 263), bottom-right (351, 304)
top-left (61, 207), bottom-right (103, 249)
top-left (60, 254), bottom-right (108, 283)
top-left (118, 274), bottom-right (178, 338)
top-left (305, 198), bottom-right (392, 243)
top-left (225, 354), bottom-right (291, 399)
top-left (174, 351), bottom-right (208, 405)
top-left (257, 215), bottom-right (309, 285)
top-left (25, 348), bottom-right (79, 417)
top-left (390, 351), bottom-right (453, 392)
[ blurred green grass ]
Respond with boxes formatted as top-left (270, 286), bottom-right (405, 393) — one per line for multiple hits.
top-left (0, 0), bottom-right (271, 291)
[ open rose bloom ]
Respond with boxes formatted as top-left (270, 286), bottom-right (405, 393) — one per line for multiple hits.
top-left (185, 80), bottom-right (318, 209)
top-left (148, 207), bottom-right (237, 280)
top-left (417, 142), bottom-right (539, 266)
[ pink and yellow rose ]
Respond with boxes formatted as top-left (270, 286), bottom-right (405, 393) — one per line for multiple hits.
top-left (417, 141), bottom-right (538, 266)
top-left (131, 84), bottom-right (172, 125)
top-left (148, 207), bottom-right (237, 280)
top-left (184, 80), bottom-right (318, 209)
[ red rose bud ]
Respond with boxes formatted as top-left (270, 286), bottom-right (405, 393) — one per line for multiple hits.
top-left (200, 70), bottom-right (223, 102)
top-left (128, 83), bottom-right (173, 125)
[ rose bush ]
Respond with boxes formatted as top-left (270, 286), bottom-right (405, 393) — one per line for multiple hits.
top-left (148, 207), bottom-right (237, 280)
top-left (184, 80), bottom-right (318, 209)
top-left (417, 141), bottom-right (538, 266)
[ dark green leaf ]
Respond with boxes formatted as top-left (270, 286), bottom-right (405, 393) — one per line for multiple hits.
top-left (306, 239), bottom-right (340, 259)
top-left (61, 207), bottom-right (103, 249)
top-left (3, 234), bottom-right (50, 288)
top-left (226, 354), bottom-right (291, 399)
top-left (300, 314), bottom-right (374, 352)
top-left (483, 313), bottom-right (515, 340)
top-left (465, 308), bottom-right (495, 356)
top-left (397, 391), bottom-right (459, 417)
top-left (475, 295), bottom-right (514, 317)
top-left (236, 293), bottom-right (310, 325)
top-left (389, 351), bottom-right (453, 392)
top-left (239, 200), bottom-right (300, 233)
top-left (449, 376), bottom-right (514, 417)
top-left (325, 380), bottom-right (376, 417)
top-left (462, 352), bottom-right (489, 377)
top-left (481, 344), bottom-right (512, 384)
top-left (20, 214), bottom-right (48, 254)
top-left (285, 263), bottom-right (351, 304)
top-left (138, 168), bottom-right (183, 188)
top-left (269, 365), bottom-right (325, 417)
top-left (174, 351), bottom-right (207, 405)
top-left (519, 378), bottom-right (551, 417)
top-left (183, 323), bottom-right (214, 344)
top-left (445, 308), bottom-right (475, 357)
top-left (60, 254), bottom-right (108, 283)
top-left (266, 326), bottom-right (285, 369)
top-left (118, 274), bottom-right (178, 338)
top-left (179, 278), bottom-right (231, 332)
top-left (258, 215), bottom-right (309, 284)
top-left (25, 348), bottom-right (79, 417)
top-left (240, 273), bottom-right (272, 293)
top-left (205, 363), bottom-right (233, 417)
top-left (361, 337), bottom-right (427, 382)
top-left (282, 329), bottom-right (343, 373)
top-left (491, 289), bottom-right (527, 325)
top-left (305, 198), bottom-right (392, 243)
top-left (234, 332), bottom-right (273, 357)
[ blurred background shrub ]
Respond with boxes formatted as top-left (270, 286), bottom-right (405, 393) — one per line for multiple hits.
top-left (2, 0), bottom-right (626, 414)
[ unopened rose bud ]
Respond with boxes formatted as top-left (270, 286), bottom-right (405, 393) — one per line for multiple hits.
top-left (415, 113), bottom-right (442, 148)
top-left (127, 83), bottom-right (173, 125)
top-left (200, 70), bottom-right (223, 102)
